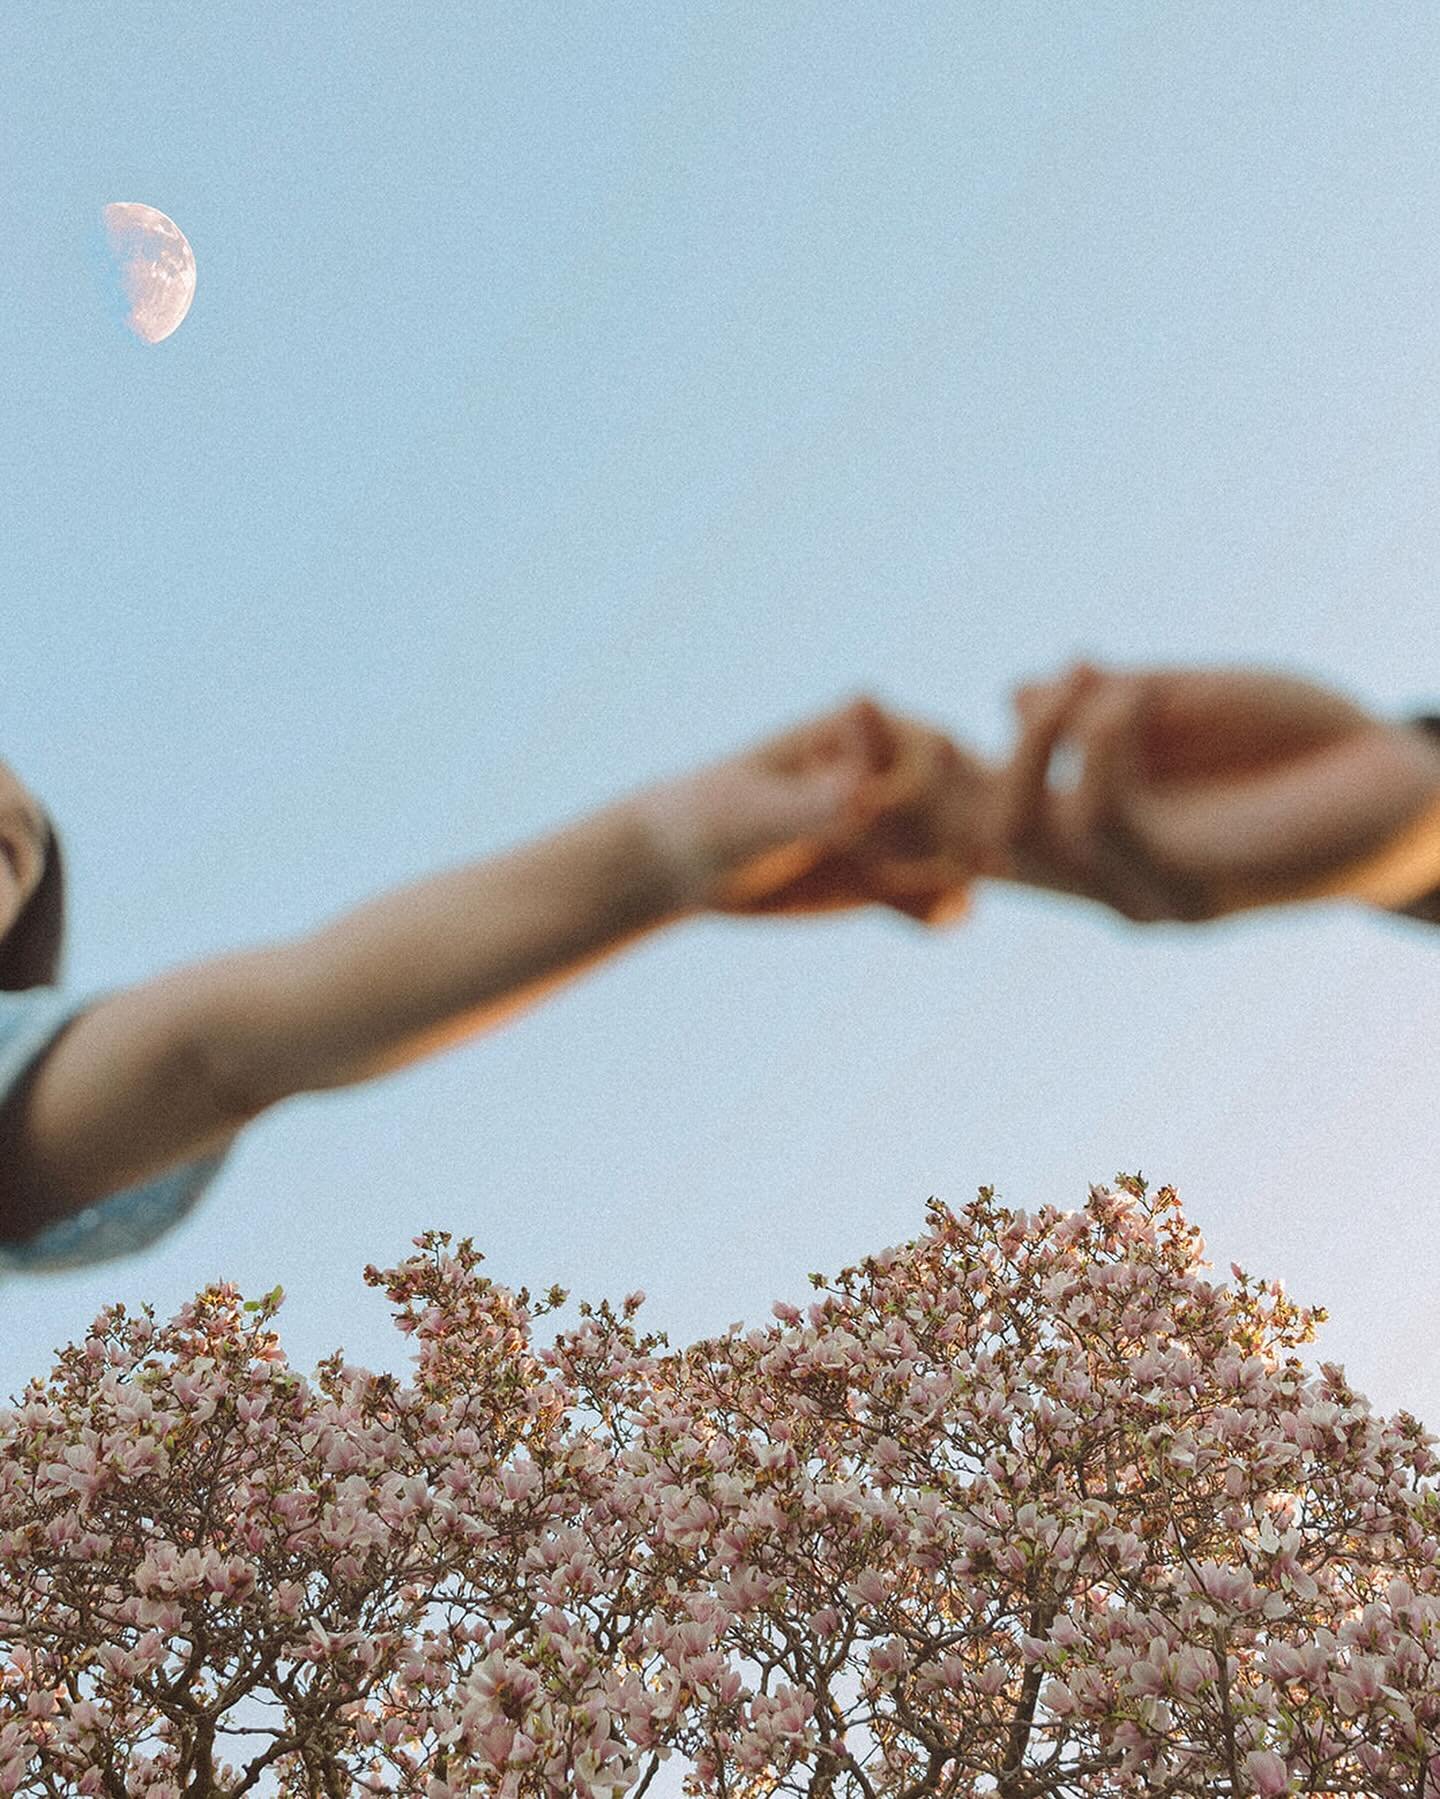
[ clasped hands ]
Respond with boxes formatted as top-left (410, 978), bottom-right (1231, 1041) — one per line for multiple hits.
top-left (650, 664), bottom-right (1440, 928)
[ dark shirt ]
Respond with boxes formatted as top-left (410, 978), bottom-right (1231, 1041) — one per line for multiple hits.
top-left (1398, 715), bottom-right (1440, 925)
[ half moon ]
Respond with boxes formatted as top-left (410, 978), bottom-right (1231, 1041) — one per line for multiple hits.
top-left (101, 202), bottom-right (196, 344)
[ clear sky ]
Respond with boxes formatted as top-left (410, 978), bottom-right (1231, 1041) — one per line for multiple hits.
top-left (4, 5), bottom-right (1440, 1448)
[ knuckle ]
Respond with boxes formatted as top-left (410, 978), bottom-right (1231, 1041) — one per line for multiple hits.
top-left (1184, 899), bottom-right (1222, 925)
top-left (1169, 881), bottom-right (1220, 924)
top-left (1001, 779), bottom-right (1046, 836)
top-left (1005, 810), bottom-right (1046, 855)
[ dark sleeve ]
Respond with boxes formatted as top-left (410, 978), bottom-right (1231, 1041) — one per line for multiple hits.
top-left (1393, 715), bottom-right (1440, 925)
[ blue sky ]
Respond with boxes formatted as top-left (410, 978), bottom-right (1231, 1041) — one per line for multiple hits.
top-left (4, 5), bottom-right (1440, 1449)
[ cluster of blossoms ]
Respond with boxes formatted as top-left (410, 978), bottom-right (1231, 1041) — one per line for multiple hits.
top-left (2, 1174), bottom-right (1439, 1795)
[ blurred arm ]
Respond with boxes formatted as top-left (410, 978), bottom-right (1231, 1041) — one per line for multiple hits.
top-left (0, 800), bottom-right (681, 1243)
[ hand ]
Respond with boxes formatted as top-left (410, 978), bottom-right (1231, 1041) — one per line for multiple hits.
top-left (635, 696), bottom-right (994, 926)
top-left (988, 662), bottom-right (1440, 921)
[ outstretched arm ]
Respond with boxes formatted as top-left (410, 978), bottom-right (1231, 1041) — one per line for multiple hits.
top-left (980, 664), bottom-right (1440, 925)
top-left (0, 802), bottom-right (679, 1242)
top-left (0, 697), bottom-right (978, 1243)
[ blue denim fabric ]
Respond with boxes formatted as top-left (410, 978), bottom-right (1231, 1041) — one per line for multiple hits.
top-left (0, 987), bottom-right (229, 1273)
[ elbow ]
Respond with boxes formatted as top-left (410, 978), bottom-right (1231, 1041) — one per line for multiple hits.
top-left (190, 1026), bottom-right (275, 1129)
top-left (186, 946), bottom-right (310, 1123)
top-left (188, 1014), bottom-right (279, 1131)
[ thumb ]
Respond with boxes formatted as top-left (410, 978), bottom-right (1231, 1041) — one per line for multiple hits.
top-left (784, 695), bottom-right (900, 843)
top-left (838, 693), bottom-right (904, 777)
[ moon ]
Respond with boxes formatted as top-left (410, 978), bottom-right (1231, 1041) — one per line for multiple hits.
top-left (100, 202), bottom-right (196, 344)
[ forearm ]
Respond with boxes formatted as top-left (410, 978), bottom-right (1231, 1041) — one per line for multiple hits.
top-left (201, 798), bottom-right (690, 1112)
top-left (0, 698), bottom-right (949, 1240)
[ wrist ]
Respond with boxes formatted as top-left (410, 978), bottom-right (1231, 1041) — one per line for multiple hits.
top-left (623, 780), bottom-right (724, 918)
top-left (1375, 716), bottom-right (1440, 921)
top-left (1374, 716), bottom-right (1440, 917)
top-left (1408, 713), bottom-right (1440, 765)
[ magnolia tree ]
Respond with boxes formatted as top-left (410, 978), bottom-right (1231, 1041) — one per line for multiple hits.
top-left (2, 1175), bottom-right (1440, 1797)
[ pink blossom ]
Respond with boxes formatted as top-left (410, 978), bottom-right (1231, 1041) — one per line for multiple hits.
top-left (0, 1188), bottom-right (1435, 1793)
top-left (1245, 1748), bottom-right (1290, 1795)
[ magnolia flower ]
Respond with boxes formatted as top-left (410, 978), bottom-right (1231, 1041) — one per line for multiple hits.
top-left (0, 1188), bottom-right (1434, 1795)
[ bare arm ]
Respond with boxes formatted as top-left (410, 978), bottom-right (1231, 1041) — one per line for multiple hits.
top-left (0, 800), bottom-right (680, 1243)
top-left (0, 697), bottom-right (977, 1245)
